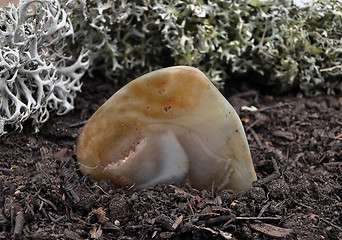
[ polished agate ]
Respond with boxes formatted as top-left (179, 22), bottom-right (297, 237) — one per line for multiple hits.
top-left (77, 66), bottom-right (256, 191)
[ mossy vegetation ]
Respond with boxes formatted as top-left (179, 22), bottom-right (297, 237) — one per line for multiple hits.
top-left (65, 0), bottom-right (341, 95)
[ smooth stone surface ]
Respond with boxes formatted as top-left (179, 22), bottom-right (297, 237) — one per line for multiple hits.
top-left (77, 66), bottom-right (256, 191)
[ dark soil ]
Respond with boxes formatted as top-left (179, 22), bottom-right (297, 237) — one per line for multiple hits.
top-left (1, 76), bottom-right (341, 240)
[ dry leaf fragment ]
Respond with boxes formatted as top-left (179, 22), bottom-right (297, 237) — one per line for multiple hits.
top-left (249, 222), bottom-right (292, 238)
top-left (92, 207), bottom-right (109, 224)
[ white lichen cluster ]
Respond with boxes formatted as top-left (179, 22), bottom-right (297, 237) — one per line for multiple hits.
top-left (62, 0), bottom-right (165, 82)
top-left (0, 0), bottom-right (89, 136)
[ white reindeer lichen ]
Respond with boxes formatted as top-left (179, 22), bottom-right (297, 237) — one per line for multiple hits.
top-left (0, 0), bottom-right (89, 136)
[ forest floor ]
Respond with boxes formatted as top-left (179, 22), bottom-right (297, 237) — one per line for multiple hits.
top-left (0, 76), bottom-right (341, 240)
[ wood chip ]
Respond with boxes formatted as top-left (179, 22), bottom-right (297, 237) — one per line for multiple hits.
top-left (230, 200), bottom-right (238, 207)
top-left (187, 199), bottom-right (194, 215)
top-left (194, 225), bottom-right (232, 240)
top-left (54, 148), bottom-right (68, 159)
top-left (215, 195), bottom-right (222, 205)
top-left (273, 130), bottom-right (295, 141)
top-left (152, 230), bottom-right (158, 238)
top-left (249, 222), bottom-right (292, 238)
top-left (13, 210), bottom-right (24, 240)
top-left (172, 215), bottom-right (183, 230)
top-left (40, 147), bottom-right (51, 161)
top-left (195, 195), bottom-right (201, 203)
top-left (64, 229), bottom-right (81, 240)
top-left (90, 226), bottom-right (103, 239)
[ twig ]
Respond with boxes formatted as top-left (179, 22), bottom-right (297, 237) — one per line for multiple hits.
top-left (222, 217), bottom-right (236, 228)
top-left (323, 162), bottom-right (342, 167)
top-left (256, 103), bottom-right (291, 113)
top-left (320, 64), bottom-right (342, 72)
top-left (0, 168), bottom-right (13, 175)
top-left (187, 199), bottom-right (195, 216)
top-left (333, 132), bottom-right (342, 141)
top-left (292, 199), bottom-right (312, 210)
top-left (223, 215), bottom-right (282, 229)
top-left (236, 216), bottom-right (282, 221)
top-left (170, 185), bottom-right (196, 198)
top-left (13, 210), bottom-right (24, 240)
top-left (265, 148), bottom-right (282, 174)
top-left (271, 157), bottom-right (280, 175)
top-left (94, 184), bottom-right (110, 196)
top-left (124, 224), bottom-right (142, 230)
top-left (315, 215), bottom-right (342, 232)
top-left (69, 120), bottom-right (87, 128)
top-left (38, 195), bottom-right (58, 211)
top-left (0, 178), bottom-right (3, 208)
top-left (0, 208), bottom-right (8, 229)
top-left (258, 202), bottom-right (272, 217)
top-left (279, 213), bottom-right (296, 225)
top-left (254, 172), bottom-right (280, 186)
top-left (249, 128), bottom-right (264, 149)
top-left (245, 118), bottom-right (262, 132)
top-left (196, 215), bottom-right (231, 226)
top-left (253, 149), bottom-right (282, 186)
top-left (193, 225), bottom-right (233, 240)
top-left (260, 21), bottom-right (268, 46)
top-left (58, 193), bottom-right (88, 225)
